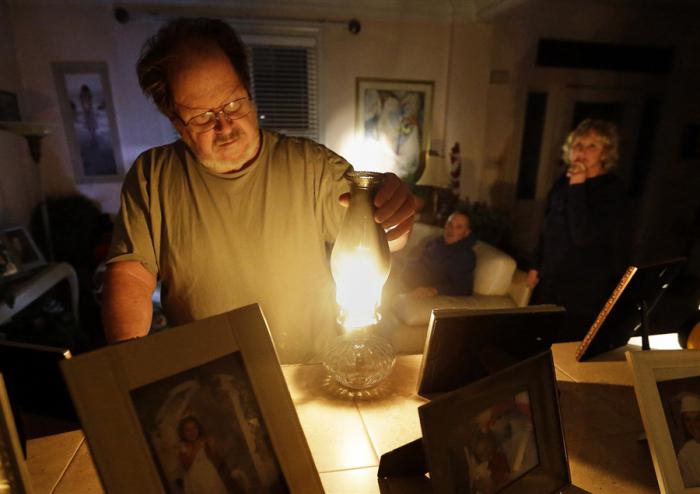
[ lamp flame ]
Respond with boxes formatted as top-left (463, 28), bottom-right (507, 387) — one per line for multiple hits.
top-left (332, 246), bottom-right (388, 331)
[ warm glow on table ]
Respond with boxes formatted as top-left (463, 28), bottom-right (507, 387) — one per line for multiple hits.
top-left (25, 345), bottom-right (662, 493)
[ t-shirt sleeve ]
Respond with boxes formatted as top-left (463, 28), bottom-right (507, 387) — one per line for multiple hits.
top-left (314, 146), bottom-right (352, 243)
top-left (107, 155), bottom-right (159, 276)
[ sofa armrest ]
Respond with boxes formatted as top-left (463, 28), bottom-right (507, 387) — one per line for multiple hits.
top-left (508, 269), bottom-right (532, 307)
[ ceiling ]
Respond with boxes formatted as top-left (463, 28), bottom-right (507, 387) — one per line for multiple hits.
top-left (7, 0), bottom-right (700, 23)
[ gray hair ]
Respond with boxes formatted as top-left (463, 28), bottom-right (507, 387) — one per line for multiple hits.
top-left (562, 119), bottom-right (620, 169)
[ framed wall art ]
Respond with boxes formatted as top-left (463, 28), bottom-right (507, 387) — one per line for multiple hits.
top-left (52, 61), bottom-right (124, 183)
top-left (61, 304), bottom-right (323, 493)
top-left (627, 349), bottom-right (700, 493)
top-left (355, 78), bottom-right (433, 184)
top-left (0, 373), bottom-right (34, 494)
top-left (419, 351), bottom-right (570, 494)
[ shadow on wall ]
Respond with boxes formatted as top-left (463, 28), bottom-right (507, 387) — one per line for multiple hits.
top-left (28, 194), bottom-right (113, 350)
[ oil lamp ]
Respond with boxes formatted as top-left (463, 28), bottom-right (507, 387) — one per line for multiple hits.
top-left (323, 171), bottom-right (396, 390)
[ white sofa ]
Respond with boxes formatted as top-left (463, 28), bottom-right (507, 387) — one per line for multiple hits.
top-left (380, 222), bottom-right (532, 354)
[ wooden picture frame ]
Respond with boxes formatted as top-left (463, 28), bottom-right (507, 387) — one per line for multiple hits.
top-left (60, 304), bottom-right (323, 493)
top-left (0, 373), bottom-right (34, 494)
top-left (0, 226), bottom-right (46, 280)
top-left (355, 78), bottom-right (433, 184)
top-left (626, 350), bottom-right (700, 493)
top-left (419, 351), bottom-right (570, 494)
top-left (52, 61), bottom-right (124, 183)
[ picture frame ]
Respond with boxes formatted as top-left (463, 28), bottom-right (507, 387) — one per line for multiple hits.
top-left (52, 61), bottom-right (124, 183)
top-left (626, 349), bottom-right (700, 493)
top-left (419, 351), bottom-right (570, 494)
top-left (60, 304), bottom-right (323, 493)
top-left (0, 340), bottom-right (75, 427)
top-left (417, 306), bottom-right (564, 398)
top-left (575, 257), bottom-right (685, 361)
top-left (355, 78), bottom-right (433, 184)
top-left (0, 226), bottom-right (46, 281)
top-left (0, 373), bottom-right (34, 494)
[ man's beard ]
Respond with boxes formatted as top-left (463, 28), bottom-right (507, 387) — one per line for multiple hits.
top-left (199, 129), bottom-right (260, 173)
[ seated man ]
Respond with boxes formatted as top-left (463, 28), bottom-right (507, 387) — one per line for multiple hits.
top-left (401, 211), bottom-right (476, 298)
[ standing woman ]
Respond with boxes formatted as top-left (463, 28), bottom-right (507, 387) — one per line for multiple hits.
top-left (527, 119), bottom-right (626, 341)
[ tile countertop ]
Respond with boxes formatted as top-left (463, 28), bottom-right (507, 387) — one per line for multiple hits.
top-left (26, 343), bottom-right (662, 494)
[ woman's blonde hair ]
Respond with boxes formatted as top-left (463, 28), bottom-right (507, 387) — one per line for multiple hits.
top-left (561, 119), bottom-right (620, 168)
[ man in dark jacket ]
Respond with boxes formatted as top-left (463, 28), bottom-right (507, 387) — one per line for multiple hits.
top-left (403, 211), bottom-right (477, 298)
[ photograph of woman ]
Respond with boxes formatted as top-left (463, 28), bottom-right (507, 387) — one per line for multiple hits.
top-left (656, 376), bottom-right (700, 489)
top-left (177, 416), bottom-right (230, 494)
top-left (130, 353), bottom-right (288, 494)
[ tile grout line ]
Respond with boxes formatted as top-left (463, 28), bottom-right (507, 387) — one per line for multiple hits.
top-left (354, 399), bottom-right (380, 466)
top-left (49, 436), bottom-right (85, 494)
top-left (555, 365), bottom-right (579, 383)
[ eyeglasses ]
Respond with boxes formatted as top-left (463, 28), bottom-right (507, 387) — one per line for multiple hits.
top-left (179, 97), bottom-right (253, 132)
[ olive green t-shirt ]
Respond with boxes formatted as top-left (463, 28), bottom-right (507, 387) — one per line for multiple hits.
top-left (108, 130), bottom-right (350, 363)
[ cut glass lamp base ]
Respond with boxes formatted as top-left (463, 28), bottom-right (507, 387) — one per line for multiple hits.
top-left (322, 328), bottom-right (396, 390)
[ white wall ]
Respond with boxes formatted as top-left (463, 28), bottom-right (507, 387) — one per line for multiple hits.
top-left (8, 4), bottom-right (173, 217)
top-left (2, 3), bottom-right (495, 222)
top-left (482, 0), bottom-right (700, 258)
top-left (0, 1), bottom-right (35, 228)
top-left (323, 18), bottom-right (452, 162)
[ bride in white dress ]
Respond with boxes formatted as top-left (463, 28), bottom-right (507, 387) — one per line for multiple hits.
top-left (178, 416), bottom-right (229, 494)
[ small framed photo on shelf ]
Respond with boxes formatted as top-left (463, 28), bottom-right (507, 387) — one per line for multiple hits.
top-left (0, 373), bottom-right (34, 494)
top-left (61, 304), bottom-right (323, 494)
top-left (626, 350), bottom-right (700, 493)
top-left (0, 226), bottom-right (46, 280)
top-left (419, 351), bottom-right (570, 494)
top-left (52, 61), bottom-right (124, 183)
top-left (355, 78), bottom-right (433, 184)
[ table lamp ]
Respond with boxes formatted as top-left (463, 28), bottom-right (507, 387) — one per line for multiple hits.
top-left (0, 121), bottom-right (54, 261)
top-left (416, 153), bottom-right (451, 221)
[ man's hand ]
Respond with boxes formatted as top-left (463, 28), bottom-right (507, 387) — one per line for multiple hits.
top-left (339, 173), bottom-right (416, 251)
top-left (407, 286), bottom-right (438, 299)
top-left (526, 269), bottom-right (539, 289)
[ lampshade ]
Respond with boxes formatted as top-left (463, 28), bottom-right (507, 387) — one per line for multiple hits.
top-left (416, 154), bottom-right (450, 187)
top-left (0, 121), bottom-right (52, 138)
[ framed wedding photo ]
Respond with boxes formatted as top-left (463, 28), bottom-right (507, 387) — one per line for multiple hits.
top-left (52, 61), bottom-right (124, 183)
top-left (61, 304), bottom-right (323, 494)
top-left (627, 350), bottom-right (700, 493)
top-left (419, 351), bottom-right (570, 494)
top-left (0, 373), bottom-right (34, 494)
top-left (355, 78), bottom-right (433, 184)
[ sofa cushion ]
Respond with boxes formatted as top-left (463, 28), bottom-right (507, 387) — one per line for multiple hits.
top-left (392, 292), bottom-right (517, 326)
top-left (473, 241), bottom-right (516, 296)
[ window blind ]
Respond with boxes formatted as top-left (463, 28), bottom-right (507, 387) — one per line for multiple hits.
top-left (247, 39), bottom-right (319, 141)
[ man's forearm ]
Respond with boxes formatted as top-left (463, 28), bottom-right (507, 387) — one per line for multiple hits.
top-left (102, 262), bottom-right (157, 342)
